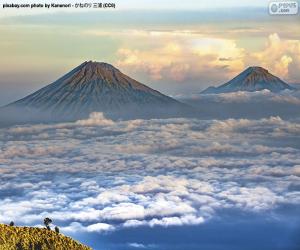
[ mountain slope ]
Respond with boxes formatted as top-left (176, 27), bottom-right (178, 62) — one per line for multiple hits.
top-left (201, 66), bottom-right (294, 94)
top-left (5, 61), bottom-right (189, 121)
top-left (0, 224), bottom-right (91, 250)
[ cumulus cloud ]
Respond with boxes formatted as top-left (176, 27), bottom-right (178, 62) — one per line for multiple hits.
top-left (62, 222), bottom-right (115, 233)
top-left (252, 33), bottom-right (300, 83)
top-left (124, 215), bottom-right (204, 228)
top-left (75, 112), bottom-right (115, 126)
top-left (0, 113), bottom-right (300, 236)
top-left (116, 38), bottom-right (244, 84)
top-left (111, 31), bottom-right (300, 91)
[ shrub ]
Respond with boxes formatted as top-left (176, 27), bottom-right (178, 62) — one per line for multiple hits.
top-left (43, 218), bottom-right (52, 230)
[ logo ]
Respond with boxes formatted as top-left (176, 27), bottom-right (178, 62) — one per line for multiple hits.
top-left (271, 3), bottom-right (279, 12)
top-left (269, 1), bottom-right (298, 15)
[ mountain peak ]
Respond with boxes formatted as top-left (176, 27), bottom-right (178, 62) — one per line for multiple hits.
top-left (81, 60), bottom-right (120, 72)
top-left (201, 66), bottom-right (294, 94)
top-left (245, 66), bottom-right (269, 74)
top-left (238, 66), bottom-right (273, 86)
top-left (7, 61), bottom-right (188, 120)
top-left (62, 61), bottom-right (123, 87)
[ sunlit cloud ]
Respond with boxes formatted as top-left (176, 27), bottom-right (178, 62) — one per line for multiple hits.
top-left (252, 33), bottom-right (300, 83)
top-left (116, 36), bottom-right (245, 83)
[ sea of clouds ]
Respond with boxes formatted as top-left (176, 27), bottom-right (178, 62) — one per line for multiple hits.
top-left (1, 111), bottom-right (300, 243)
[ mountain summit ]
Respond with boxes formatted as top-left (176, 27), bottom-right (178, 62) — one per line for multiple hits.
top-left (201, 66), bottom-right (294, 94)
top-left (5, 61), bottom-right (189, 121)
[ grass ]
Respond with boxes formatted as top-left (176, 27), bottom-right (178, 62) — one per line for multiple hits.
top-left (0, 224), bottom-right (92, 250)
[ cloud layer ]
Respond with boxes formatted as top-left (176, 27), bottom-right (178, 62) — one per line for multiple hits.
top-left (0, 113), bottom-right (300, 238)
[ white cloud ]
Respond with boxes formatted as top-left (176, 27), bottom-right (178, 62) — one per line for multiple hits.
top-left (148, 215), bottom-right (204, 227)
top-left (86, 222), bottom-right (115, 232)
top-left (128, 243), bottom-right (146, 248)
top-left (218, 187), bottom-right (278, 211)
top-left (61, 222), bottom-right (115, 233)
top-left (75, 112), bottom-right (115, 126)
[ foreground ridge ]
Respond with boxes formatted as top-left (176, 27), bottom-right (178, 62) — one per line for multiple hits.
top-left (0, 224), bottom-right (92, 250)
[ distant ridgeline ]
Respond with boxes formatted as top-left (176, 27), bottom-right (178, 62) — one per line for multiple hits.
top-left (0, 224), bottom-right (92, 250)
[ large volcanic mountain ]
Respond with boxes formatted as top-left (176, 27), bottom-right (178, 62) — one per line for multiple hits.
top-left (4, 61), bottom-right (189, 121)
top-left (201, 66), bottom-right (294, 94)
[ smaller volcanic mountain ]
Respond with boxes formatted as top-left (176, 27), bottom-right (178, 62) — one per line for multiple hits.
top-left (201, 66), bottom-right (294, 94)
top-left (4, 61), bottom-right (190, 121)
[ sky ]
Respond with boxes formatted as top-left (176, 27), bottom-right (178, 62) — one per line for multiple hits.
top-left (0, 1), bottom-right (300, 105)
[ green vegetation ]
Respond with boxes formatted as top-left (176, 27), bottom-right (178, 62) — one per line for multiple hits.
top-left (0, 224), bottom-right (92, 250)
